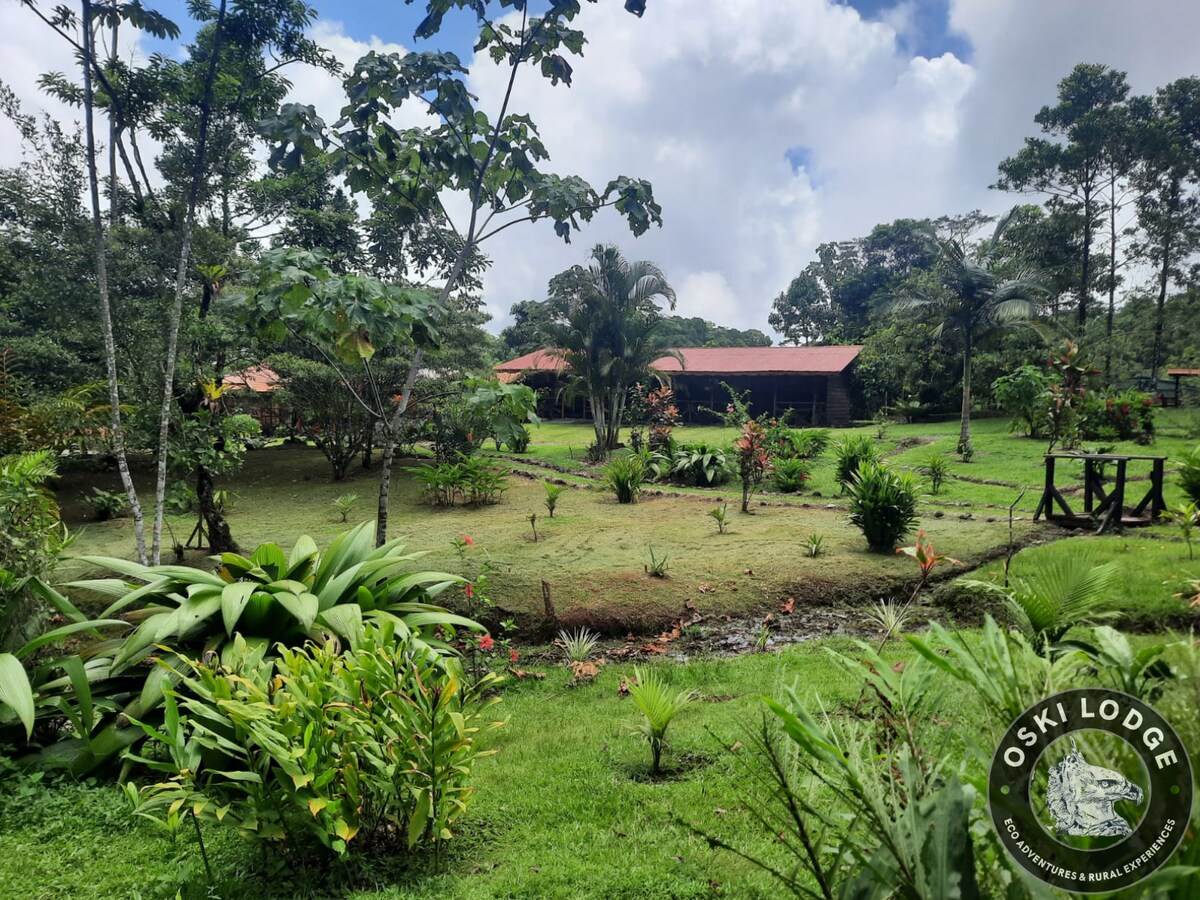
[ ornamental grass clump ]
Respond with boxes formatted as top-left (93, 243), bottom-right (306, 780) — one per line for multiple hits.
top-left (627, 667), bottom-right (697, 774)
top-left (847, 462), bottom-right (920, 551)
top-left (772, 457), bottom-right (810, 493)
top-left (605, 451), bottom-right (646, 504)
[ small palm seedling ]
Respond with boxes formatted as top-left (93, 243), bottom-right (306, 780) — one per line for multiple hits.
top-left (528, 512), bottom-right (539, 543)
top-left (866, 597), bottom-right (914, 644)
top-left (802, 533), bottom-right (825, 558)
top-left (558, 626), bottom-right (600, 664)
top-left (627, 667), bottom-right (697, 774)
top-left (1167, 501), bottom-right (1198, 560)
top-left (543, 480), bottom-right (565, 518)
top-left (645, 546), bottom-right (670, 577)
top-left (85, 487), bottom-right (129, 521)
top-left (708, 504), bottom-right (729, 534)
top-left (919, 451), bottom-right (951, 496)
top-left (331, 492), bottom-right (359, 522)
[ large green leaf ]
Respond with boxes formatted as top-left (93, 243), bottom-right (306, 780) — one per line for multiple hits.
top-left (221, 583), bottom-right (257, 636)
top-left (15, 619), bottom-right (129, 660)
top-left (0, 653), bottom-right (35, 738)
top-left (274, 591), bottom-right (319, 630)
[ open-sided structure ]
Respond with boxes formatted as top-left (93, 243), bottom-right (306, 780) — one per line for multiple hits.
top-left (495, 346), bottom-right (862, 426)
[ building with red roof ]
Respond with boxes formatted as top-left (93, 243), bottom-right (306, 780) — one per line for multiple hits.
top-left (495, 345), bottom-right (863, 426)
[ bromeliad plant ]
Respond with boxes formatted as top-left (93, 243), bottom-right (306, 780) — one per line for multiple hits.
top-left (22, 522), bottom-right (476, 774)
top-left (833, 434), bottom-right (882, 493)
top-left (125, 622), bottom-right (503, 859)
top-left (605, 451), bottom-right (646, 504)
top-left (847, 462), bottom-right (920, 551)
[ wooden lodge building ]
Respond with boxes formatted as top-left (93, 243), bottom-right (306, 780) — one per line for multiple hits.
top-left (494, 346), bottom-right (862, 426)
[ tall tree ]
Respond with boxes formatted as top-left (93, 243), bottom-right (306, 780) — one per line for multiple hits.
top-left (995, 63), bottom-right (1132, 332)
top-left (769, 273), bottom-right (832, 345)
top-left (888, 213), bottom-right (1047, 453)
top-left (261, 0), bottom-right (663, 545)
top-left (545, 244), bottom-right (677, 450)
top-left (1132, 77), bottom-right (1200, 385)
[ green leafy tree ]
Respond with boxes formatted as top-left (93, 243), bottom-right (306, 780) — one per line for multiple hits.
top-left (995, 63), bottom-right (1133, 332)
top-left (545, 244), bottom-right (678, 450)
top-left (256, 1), bottom-right (662, 542)
top-left (888, 213), bottom-right (1047, 453)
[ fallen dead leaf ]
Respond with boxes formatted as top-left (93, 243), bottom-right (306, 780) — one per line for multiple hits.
top-left (685, 598), bottom-right (697, 610)
top-left (713, 808), bottom-right (727, 815)
top-left (743, 568), bottom-right (755, 576)
top-left (697, 583), bottom-right (713, 593)
top-left (570, 660), bottom-right (600, 682)
top-left (729, 740), bottom-right (743, 752)
top-left (672, 856), bottom-right (684, 864)
top-left (762, 612), bottom-right (775, 625)
top-left (892, 660), bottom-right (906, 674)
top-left (780, 597), bottom-right (795, 614)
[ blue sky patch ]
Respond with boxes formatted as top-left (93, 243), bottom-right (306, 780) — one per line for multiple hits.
top-left (837, 0), bottom-right (971, 62)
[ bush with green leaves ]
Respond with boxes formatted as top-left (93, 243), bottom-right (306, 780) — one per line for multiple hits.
top-left (84, 487), bottom-right (129, 521)
top-left (505, 425), bottom-right (532, 453)
top-left (627, 667), bottom-right (696, 774)
top-left (775, 428), bottom-right (830, 461)
top-left (10, 523), bottom-right (476, 774)
top-left (846, 462), bottom-right (920, 551)
top-left (771, 457), bottom-right (810, 493)
top-left (126, 622), bottom-right (502, 859)
top-left (605, 451), bottom-right (646, 504)
top-left (666, 442), bottom-right (733, 487)
top-left (833, 434), bottom-right (882, 492)
top-left (430, 401), bottom-right (490, 462)
top-left (409, 457), bottom-right (510, 507)
top-left (1180, 445), bottom-right (1200, 505)
top-left (992, 364), bottom-right (1051, 438)
top-left (918, 451), bottom-right (951, 495)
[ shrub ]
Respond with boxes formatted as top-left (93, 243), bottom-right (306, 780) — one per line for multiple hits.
top-left (430, 401), bottom-right (489, 462)
top-left (605, 452), bottom-right (646, 504)
top-left (126, 623), bottom-right (503, 858)
top-left (734, 420), bottom-right (771, 513)
top-left (627, 667), bottom-right (696, 774)
top-left (668, 442), bottom-right (732, 487)
top-left (1078, 388), bottom-right (1155, 442)
top-left (992, 365), bottom-right (1051, 438)
top-left (1180, 445), bottom-right (1200, 505)
top-left (505, 425), bottom-right (532, 453)
top-left (833, 434), bottom-right (882, 492)
top-left (772, 457), bottom-right (810, 493)
top-left (84, 487), bottom-right (129, 521)
top-left (918, 451), bottom-right (951, 495)
top-left (776, 428), bottom-right (830, 460)
top-left (21, 523), bottom-right (477, 774)
top-left (846, 462), bottom-right (919, 552)
top-left (409, 457), bottom-right (509, 507)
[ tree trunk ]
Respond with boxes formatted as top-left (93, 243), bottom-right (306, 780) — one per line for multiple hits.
top-left (81, 0), bottom-right (147, 563)
top-left (195, 464), bottom-right (237, 554)
top-left (958, 335), bottom-right (973, 454)
top-left (1105, 179), bottom-right (1118, 378)
top-left (150, 0), bottom-right (228, 563)
top-left (1150, 233), bottom-right (1171, 387)
top-left (1078, 189), bottom-right (1093, 331)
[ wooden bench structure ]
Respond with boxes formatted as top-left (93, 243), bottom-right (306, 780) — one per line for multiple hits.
top-left (1034, 453), bottom-right (1167, 534)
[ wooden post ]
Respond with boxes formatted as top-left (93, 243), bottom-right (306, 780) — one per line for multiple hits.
top-left (1035, 455), bottom-right (1055, 522)
top-left (1083, 458), bottom-right (1094, 514)
top-left (1150, 458), bottom-right (1166, 519)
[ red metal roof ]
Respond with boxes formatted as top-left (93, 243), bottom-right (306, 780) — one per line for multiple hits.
top-left (223, 365), bottom-right (280, 393)
top-left (495, 346), bottom-right (862, 377)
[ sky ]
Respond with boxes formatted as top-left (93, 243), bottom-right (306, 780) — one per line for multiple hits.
top-left (2, 0), bottom-right (1199, 341)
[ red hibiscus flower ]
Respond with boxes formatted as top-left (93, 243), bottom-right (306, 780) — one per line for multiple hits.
top-left (479, 634), bottom-right (494, 651)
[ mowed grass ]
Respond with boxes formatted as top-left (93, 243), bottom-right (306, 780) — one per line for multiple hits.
top-left (58, 443), bottom-right (1027, 631)
top-left (0, 637), bottom-right (978, 900)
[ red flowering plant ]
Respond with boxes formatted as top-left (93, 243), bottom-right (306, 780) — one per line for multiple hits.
top-left (449, 536), bottom-right (517, 683)
top-left (628, 383), bottom-right (683, 453)
top-left (866, 531), bottom-right (961, 650)
top-left (734, 419), bottom-right (772, 513)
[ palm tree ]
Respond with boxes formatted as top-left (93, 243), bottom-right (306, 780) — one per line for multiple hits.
top-left (546, 245), bottom-right (680, 450)
top-left (889, 213), bottom-right (1047, 453)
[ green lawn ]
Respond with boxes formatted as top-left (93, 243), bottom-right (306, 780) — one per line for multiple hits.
top-left (0, 636), bottom-right (993, 900)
